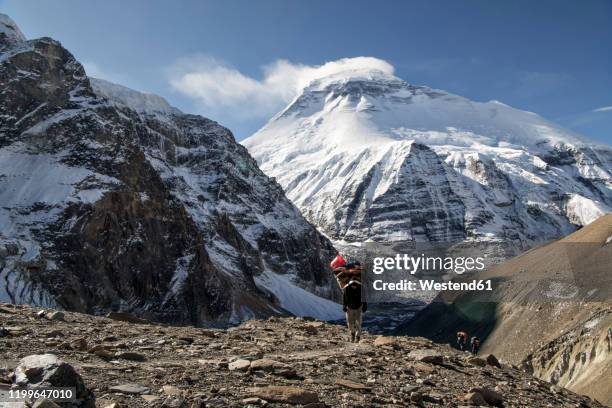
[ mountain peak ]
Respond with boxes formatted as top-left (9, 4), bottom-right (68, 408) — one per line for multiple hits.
top-left (243, 68), bottom-right (612, 244)
top-left (0, 14), bottom-right (26, 47)
top-left (305, 66), bottom-right (401, 90)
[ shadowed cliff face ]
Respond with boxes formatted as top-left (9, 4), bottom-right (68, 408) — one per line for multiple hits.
top-left (0, 18), bottom-right (338, 326)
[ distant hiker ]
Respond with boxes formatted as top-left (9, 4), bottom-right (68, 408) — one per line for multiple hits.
top-left (456, 331), bottom-right (467, 351)
top-left (343, 279), bottom-right (367, 342)
top-left (471, 336), bottom-right (480, 355)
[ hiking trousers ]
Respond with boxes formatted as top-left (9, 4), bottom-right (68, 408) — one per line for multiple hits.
top-left (346, 307), bottom-right (363, 336)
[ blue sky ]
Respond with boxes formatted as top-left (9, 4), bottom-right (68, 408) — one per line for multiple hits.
top-left (1, 0), bottom-right (611, 144)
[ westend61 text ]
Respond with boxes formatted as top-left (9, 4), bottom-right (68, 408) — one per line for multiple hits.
top-left (372, 279), bottom-right (493, 291)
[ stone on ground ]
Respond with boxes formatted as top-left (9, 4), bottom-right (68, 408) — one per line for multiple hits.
top-left (408, 349), bottom-right (444, 365)
top-left (228, 359), bottom-right (251, 371)
top-left (248, 385), bottom-right (319, 404)
top-left (109, 383), bottom-right (151, 395)
top-left (14, 354), bottom-right (93, 407)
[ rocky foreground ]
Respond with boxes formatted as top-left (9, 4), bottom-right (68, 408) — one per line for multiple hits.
top-left (0, 303), bottom-right (607, 407)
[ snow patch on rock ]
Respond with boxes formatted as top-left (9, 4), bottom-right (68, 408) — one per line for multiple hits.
top-left (0, 13), bottom-right (26, 44)
top-left (255, 271), bottom-right (343, 321)
top-left (565, 194), bottom-right (610, 226)
top-left (90, 77), bottom-right (180, 115)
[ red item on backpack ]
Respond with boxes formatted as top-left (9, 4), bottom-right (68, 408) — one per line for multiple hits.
top-left (330, 254), bottom-right (347, 269)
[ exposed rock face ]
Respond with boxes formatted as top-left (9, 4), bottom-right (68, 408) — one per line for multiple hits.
top-left (0, 14), bottom-right (339, 325)
top-left (398, 214), bottom-right (612, 405)
top-left (0, 302), bottom-right (607, 407)
top-left (243, 68), bottom-right (612, 246)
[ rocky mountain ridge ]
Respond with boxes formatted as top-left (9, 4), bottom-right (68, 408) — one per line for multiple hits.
top-left (0, 302), bottom-right (608, 407)
top-left (243, 66), bottom-right (612, 246)
top-left (0, 14), bottom-right (341, 326)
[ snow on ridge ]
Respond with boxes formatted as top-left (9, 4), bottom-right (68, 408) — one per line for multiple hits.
top-left (0, 14), bottom-right (26, 44)
top-left (250, 66), bottom-right (604, 155)
top-left (89, 77), bottom-right (181, 115)
top-left (565, 194), bottom-right (611, 226)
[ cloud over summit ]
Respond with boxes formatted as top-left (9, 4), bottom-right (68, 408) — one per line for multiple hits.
top-left (168, 56), bottom-right (394, 120)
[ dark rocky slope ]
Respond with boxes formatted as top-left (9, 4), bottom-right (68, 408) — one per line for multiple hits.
top-left (0, 14), bottom-right (339, 327)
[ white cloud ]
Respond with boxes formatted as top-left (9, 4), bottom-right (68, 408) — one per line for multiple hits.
top-left (167, 56), bottom-right (394, 120)
top-left (593, 106), bottom-right (612, 113)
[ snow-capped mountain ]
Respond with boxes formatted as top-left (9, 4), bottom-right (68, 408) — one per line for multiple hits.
top-left (243, 65), bottom-right (612, 246)
top-left (0, 14), bottom-right (342, 325)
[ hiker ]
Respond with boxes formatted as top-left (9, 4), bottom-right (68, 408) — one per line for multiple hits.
top-left (471, 336), bottom-right (480, 355)
top-left (330, 253), bottom-right (366, 342)
top-left (456, 331), bottom-right (467, 351)
top-left (343, 279), bottom-right (367, 343)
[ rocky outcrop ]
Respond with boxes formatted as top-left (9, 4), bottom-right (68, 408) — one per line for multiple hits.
top-left (521, 310), bottom-right (612, 406)
top-left (0, 302), bottom-right (607, 407)
top-left (0, 14), bottom-right (339, 325)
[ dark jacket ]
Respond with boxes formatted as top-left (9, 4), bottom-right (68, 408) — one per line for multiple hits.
top-left (343, 284), bottom-right (366, 311)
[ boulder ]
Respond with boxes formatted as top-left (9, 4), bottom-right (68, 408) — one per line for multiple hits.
top-left (32, 399), bottom-right (61, 408)
top-left (468, 357), bottom-right (487, 367)
top-left (464, 391), bottom-right (486, 405)
top-left (241, 397), bottom-right (265, 405)
top-left (109, 383), bottom-right (151, 395)
top-left (408, 349), bottom-right (444, 365)
top-left (161, 396), bottom-right (184, 407)
top-left (228, 359), bottom-right (251, 371)
top-left (14, 354), bottom-right (94, 407)
top-left (47, 311), bottom-right (64, 321)
top-left (410, 391), bottom-right (423, 404)
top-left (105, 312), bottom-right (148, 324)
top-left (248, 386), bottom-right (319, 405)
top-left (70, 338), bottom-right (88, 351)
top-left (142, 395), bottom-right (161, 403)
top-left (91, 347), bottom-right (114, 360)
top-left (115, 352), bottom-right (146, 362)
top-left (373, 336), bottom-right (398, 347)
top-left (249, 359), bottom-right (297, 378)
top-left (486, 354), bottom-right (501, 368)
top-left (334, 378), bottom-right (370, 390)
top-left (470, 387), bottom-right (503, 407)
top-left (162, 385), bottom-right (182, 396)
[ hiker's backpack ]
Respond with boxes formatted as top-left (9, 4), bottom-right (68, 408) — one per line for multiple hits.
top-left (330, 254), bottom-right (347, 270)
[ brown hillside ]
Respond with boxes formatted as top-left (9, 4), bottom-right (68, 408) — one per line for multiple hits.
top-left (398, 214), bottom-right (612, 405)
